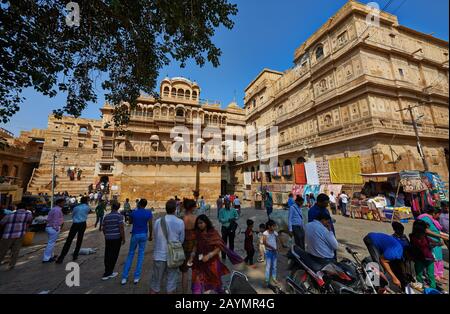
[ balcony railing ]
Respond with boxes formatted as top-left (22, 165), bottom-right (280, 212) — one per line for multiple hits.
top-left (0, 176), bottom-right (22, 187)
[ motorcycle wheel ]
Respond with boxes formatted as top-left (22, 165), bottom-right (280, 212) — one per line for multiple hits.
top-left (290, 270), bottom-right (320, 294)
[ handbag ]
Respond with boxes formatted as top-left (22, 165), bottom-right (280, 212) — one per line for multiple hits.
top-left (228, 219), bottom-right (238, 234)
top-left (160, 216), bottom-right (185, 268)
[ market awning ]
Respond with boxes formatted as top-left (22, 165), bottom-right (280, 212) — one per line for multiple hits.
top-left (359, 172), bottom-right (400, 178)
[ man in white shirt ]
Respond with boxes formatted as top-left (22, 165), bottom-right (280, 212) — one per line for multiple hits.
top-left (150, 199), bottom-right (185, 294)
top-left (329, 192), bottom-right (337, 215)
top-left (339, 191), bottom-right (349, 217)
top-left (305, 212), bottom-right (339, 264)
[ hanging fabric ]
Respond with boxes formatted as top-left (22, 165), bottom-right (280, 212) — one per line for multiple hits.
top-left (294, 163), bottom-right (307, 184)
top-left (305, 161), bottom-right (320, 185)
top-left (329, 157), bottom-right (363, 184)
top-left (316, 160), bottom-right (331, 184)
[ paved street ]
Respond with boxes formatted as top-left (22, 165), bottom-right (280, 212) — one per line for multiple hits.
top-left (0, 207), bottom-right (448, 294)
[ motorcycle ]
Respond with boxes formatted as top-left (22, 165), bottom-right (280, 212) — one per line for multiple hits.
top-left (285, 245), bottom-right (390, 294)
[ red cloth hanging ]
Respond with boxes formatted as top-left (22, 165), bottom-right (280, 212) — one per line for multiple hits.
top-left (294, 163), bottom-right (307, 184)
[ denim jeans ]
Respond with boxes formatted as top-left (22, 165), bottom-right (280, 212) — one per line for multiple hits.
top-left (122, 233), bottom-right (147, 280)
top-left (265, 250), bottom-right (278, 283)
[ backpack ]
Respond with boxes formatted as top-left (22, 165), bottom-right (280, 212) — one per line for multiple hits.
top-left (160, 216), bottom-right (185, 268)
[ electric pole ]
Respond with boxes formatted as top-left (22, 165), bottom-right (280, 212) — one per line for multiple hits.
top-left (50, 152), bottom-right (57, 209)
top-left (397, 104), bottom-right (430, 171)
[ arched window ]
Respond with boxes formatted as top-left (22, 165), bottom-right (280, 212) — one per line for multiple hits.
top-left (12, 165), bottom-right (19, 177)
top-left (283, 159), bottom-right (292, 177)
top-left (315, 45), bottom-right (324, 61)
top-left (1, 165), bottom-right (9, 176)
top-left (212, 116), bottom-right (218, 125)
top-left (324, 114), bottom-right (332, 127)
top-left (163, 86), bottom-right (170, 97)
top-left (192, 91), bottom-right (198, 101)
top-left (171, 88), bottom-right (177, 98)
top-left (176, 109), bottom-right (184, 117)
top-left (177, 89), bottom-right (184, 99)
top-left (185, 90), bottom-right (191, 100)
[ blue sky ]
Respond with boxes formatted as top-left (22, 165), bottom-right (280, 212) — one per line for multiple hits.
top-left (3, 0), bottom-right (449, 136)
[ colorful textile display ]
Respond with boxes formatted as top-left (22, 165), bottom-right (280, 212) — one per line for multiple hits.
top-left (319, 184), bottom-right (343, 196)
top-left (423, 172), bottom-right (448, 201)
top-left (272, 167), bottom-right (281, 177)
top-left (305, 161), bottom-right (320, 185)
top-left (303, 185), bottom-right (320, 199)
top-left (400, 171), bottom-right (427, 193)
top-left (282, 165), bottom-right (292, 177)
top-left (292, 185), bottom-right (305, 197)
top-left (294, 163), bottom-right (307, 184)
top-left (243, 172), bottom-right (252, 186)
top-left (316, 160), bottom-right (331, 184)
top-left (329, 157), bottom-right (363, 184)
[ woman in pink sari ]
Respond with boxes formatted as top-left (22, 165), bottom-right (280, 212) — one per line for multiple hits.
top-left (418, 206), bottom-right (449, 284)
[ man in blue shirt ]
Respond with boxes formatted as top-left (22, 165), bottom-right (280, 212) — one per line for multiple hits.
top-left (305, 212), bottom-right (339, 264)
top-left (56, 196), bottom-right (91, 263)
top-left (287, 193), bottom-right (295, 208)
top-left (289, 195), bottom-right (305, 249)
top-left (308, 194), bottom-right (334, 234)
top-left (364, 232), bottom-right (406, 290)
top-left (121, 198), bottom-right (153, 285)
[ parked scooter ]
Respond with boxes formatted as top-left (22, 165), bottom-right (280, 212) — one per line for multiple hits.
top-left (285, 245), bottom-right (390, 294)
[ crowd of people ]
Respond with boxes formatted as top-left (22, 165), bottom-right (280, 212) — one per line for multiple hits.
top-left (0, 190), bottom-right (448, 294)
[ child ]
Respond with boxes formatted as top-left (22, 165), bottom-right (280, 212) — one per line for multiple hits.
top-left (257, 223), bottom-right (266, 263)
top-left (244, 219), bottom-right (255, 266)
top-left (263, 220), bottom-right (280, 287)
top-left (409, 220), bottom-right (436, 289)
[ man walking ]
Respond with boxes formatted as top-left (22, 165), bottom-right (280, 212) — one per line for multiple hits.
top-left (150, 199), bottom-right (185, 294)
top-left (339, 191), bottom-right (349, 217)
top-left (95, 200), bottom-right (106, 231)
top-left (289, 195), bottom-right (306, 249)
top-left (219, 200), bottom-right (239, 260)
top-left (56, 196), bottom-right (90, 264)
top-left (121, 198), bottom-right (153, 285)
top-left (42, 198), bottom-right (65, 263)
top-left (0, 203), bottom-right (33, 269)
top-left (329, 191), bottom-right (337, 215)
top-left (102, 201), bottom-right (125, 280)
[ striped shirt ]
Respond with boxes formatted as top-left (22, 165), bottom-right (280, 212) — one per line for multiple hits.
top-left (0, 209), bottom-right (33, 239)
top-left (103, 212), bottom-right (124, 240)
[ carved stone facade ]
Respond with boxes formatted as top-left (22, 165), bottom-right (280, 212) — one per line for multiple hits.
top-left (0, 127), bottom-right (44, 205)
top-left (235, 0), bottom-right (449, 205)
top-left (26, 116), bottom-right (102, 195)
top-left (97, 77), bottom-right (245, 208)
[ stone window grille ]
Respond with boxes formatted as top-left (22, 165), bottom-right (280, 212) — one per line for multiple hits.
top-left (337, 31), bottom-right (348, 47)
top-left (315, 45), bottom-right (324, 61)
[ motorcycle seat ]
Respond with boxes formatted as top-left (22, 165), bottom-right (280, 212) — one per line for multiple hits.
top-left (293, 246), bottom-right (329, 272)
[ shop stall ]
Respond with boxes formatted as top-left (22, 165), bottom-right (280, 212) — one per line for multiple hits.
top-left (349, 171), bottom-right (448, 223)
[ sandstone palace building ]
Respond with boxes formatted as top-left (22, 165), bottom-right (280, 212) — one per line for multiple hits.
top-left (2, 1), bottom-right (448, 209)
top-left (230, 0), bottom-right (449, 206)
top-left (97, 77), bottom-right (245, 207)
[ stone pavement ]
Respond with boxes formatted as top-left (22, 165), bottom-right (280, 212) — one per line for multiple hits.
top-left (0, 207), bottom-right (447, 294)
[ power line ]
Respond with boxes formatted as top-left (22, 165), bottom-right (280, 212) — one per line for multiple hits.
top-left (392, 0), bottom-right (407, 14)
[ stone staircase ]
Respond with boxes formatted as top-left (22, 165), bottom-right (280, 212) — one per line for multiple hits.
top-left (27, 168), bottom-right (96, 196)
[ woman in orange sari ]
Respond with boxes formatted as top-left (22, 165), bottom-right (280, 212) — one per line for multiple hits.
top-left (188, 214), bottom-right (243, 294)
